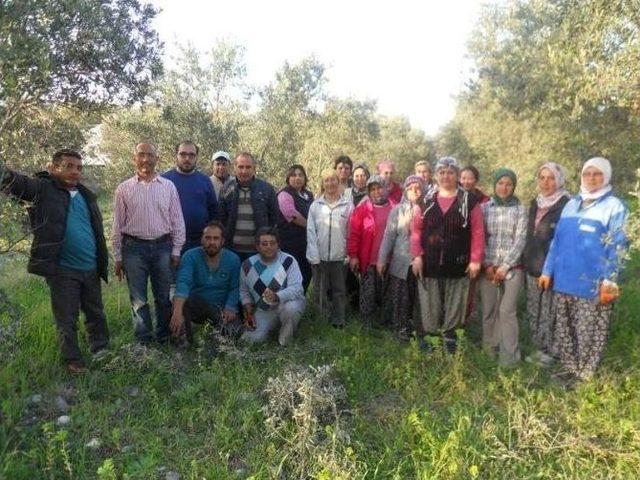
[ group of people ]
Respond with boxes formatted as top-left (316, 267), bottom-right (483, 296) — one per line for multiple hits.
top-left (0, 142), bottom-right (629, 386)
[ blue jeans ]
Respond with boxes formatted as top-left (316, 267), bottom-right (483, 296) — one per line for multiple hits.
top-left (122, 235), bottom-right (172, 343)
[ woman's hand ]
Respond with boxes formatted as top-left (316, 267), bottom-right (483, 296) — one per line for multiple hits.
top-left (411, 256), bottom-right (423, 279)
top-left (538, 275), bottom-right (552, 291)
top-left (349, 257), bottom-right (360, 273)
top-left (493, 265), bottom-right (509, 282)
top-left (466, 262), bottom-right (481, 279)
top-left (599, 281), bottom-right (620, 305)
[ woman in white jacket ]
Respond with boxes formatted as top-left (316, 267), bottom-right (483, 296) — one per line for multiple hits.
top-left (307, 169), bottom-right (353, 327)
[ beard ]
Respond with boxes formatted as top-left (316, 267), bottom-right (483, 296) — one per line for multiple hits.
top-left (178, 164), bottom-right (195, 173)
top-left (204, 245), bottom-right (220, 258)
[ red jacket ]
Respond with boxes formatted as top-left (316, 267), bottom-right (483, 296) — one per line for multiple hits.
top-left (348, 198), bottom-right (394, 273)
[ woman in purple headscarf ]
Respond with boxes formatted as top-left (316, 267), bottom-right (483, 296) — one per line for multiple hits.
top-left (377, 175), bottom-right (425, 339)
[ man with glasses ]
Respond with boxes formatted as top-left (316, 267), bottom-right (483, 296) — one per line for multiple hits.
top-left (112, 141), bottom-right (185, 344)
top-left (1, 149), bottom-right (109, 374)
top-left (239, 227), bottom-right (306, 346)
top-left (162, 140), bottom-right (218, 252)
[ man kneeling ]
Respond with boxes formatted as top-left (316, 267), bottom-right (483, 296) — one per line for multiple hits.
top-left (240, 227), bottom-right (306, 345)
top-left (170, 221), bottom-right (240, 344)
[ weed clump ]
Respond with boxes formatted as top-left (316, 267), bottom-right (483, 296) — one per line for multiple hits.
top-left (0, 288), bottom-right (25, 361)
top-left (102, 343), bottom-right (180, 372)
top-left (262, 364), bottom-right (357, 478)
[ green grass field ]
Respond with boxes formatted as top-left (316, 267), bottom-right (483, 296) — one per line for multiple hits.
top-left (1, 253), bottom-right (639, 479)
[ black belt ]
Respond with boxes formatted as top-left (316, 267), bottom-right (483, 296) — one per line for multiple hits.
top-left (123, 233), bottom-right (171, 244)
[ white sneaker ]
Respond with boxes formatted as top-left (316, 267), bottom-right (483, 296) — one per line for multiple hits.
top-left (538, 352), bottom-right (555, 366)
top-left (525, 351), bottom-right (542, 364)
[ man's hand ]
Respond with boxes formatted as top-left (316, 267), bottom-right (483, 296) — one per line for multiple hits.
top-left (115, 261), bottom-right (125, 281)
top-left (222, 309), bottom-right (237, 324)
top-left (170, 255), bottom-right (180, 269)
top-left (349, 257), bottom-right (360, 273)
top-left (263, 288), bottom-right (279, 304)
top-left (169, 308), bottom-right (184, 337)
top-left (538, 275), bottom-right (552, 291)
top-left (466, 261), bottom-right (481, 280)
top-left (411, 256), bottom-right (423, 279)
top-left (243, 303), bottom-right (256, 330)
top-left (376, 262), bottom-right (387, 276)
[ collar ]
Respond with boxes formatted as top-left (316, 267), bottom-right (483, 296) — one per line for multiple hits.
top-left (135, 173), bottom-right (161, 183)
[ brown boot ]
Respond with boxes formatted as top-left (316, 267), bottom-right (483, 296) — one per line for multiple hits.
top-left (65, 361), bottom-right (87, 375)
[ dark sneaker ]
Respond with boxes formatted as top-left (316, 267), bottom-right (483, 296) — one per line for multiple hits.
top-left (418, 337), bottom-right (433, 353)
top-left (444, 338), bottom-right (457, 354)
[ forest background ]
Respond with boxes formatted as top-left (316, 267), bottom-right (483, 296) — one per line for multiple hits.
top-left (1, 0), bottom-right (639, 478)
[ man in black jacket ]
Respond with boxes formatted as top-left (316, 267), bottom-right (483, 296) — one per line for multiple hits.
top-left (218, 152), bottom-right (278, 262)
top-left (0, 149), bottom-right (109, 374)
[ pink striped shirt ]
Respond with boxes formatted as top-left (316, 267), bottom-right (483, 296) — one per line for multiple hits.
top-left (112, 175), bottom-right (186, 261)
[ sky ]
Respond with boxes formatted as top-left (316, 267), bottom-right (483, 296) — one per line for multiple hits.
top-left (151, 0), bottom-right (484, 136)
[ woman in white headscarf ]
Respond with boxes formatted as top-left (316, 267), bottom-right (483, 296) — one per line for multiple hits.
top-left (539, 157), bottom-right (629, 383)
top-left (522, 162), bottom-right (570, 366)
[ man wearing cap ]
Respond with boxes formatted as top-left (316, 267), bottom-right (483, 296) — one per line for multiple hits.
top-left (210, 150), bottom-right (233, 200)
top-left (218, 152), bottom-right (279, 262)
top-left (162, 140), bottom-right (218, 252)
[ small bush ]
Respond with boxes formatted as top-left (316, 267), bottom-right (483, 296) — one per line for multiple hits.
top-left (262, 364), bottom-right (357, 479)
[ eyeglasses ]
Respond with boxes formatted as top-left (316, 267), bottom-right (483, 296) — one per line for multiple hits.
top-left (178, 152), bottom-right (197, 159)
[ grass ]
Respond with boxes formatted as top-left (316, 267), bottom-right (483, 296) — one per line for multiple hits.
top-left (1, 253), bottom-right (639, 479)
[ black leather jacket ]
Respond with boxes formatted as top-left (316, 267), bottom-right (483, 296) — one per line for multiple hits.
top-left (0, 168), bottom-right (109, 281)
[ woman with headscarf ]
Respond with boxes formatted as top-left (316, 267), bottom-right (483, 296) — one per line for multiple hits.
top-left (539, 157), bottom-right (628, 382)
top-left (522, 162), bottom-right (570, 366)
top-left (277, 164), bottom-right (315, 293)
top-left (479, 169), bottom-right (528, 366)
top-left (377, 175), bottom-right (425, 340)
top-left (306, 169), bottom-right (352, 328)
top-left (348, 174), bottom-right (395, 326)
top-left (410, 157), bottom-right (485, 353)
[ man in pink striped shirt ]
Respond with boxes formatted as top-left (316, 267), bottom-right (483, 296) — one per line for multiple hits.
top-left (112, 141), bottom-right (186, 344)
